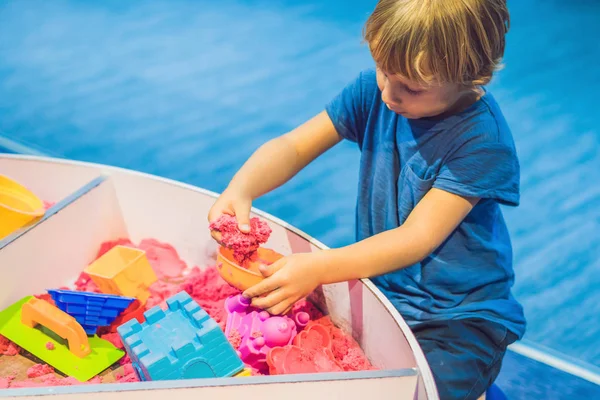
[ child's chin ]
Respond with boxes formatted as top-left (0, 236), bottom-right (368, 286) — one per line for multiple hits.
top-left (388, 106), bottom-right (406, 116)
top-left (394, 110), bottom-right (412, 118)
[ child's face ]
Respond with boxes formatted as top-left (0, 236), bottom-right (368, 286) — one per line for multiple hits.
top-left (375, 67), bottom-right (472, 120)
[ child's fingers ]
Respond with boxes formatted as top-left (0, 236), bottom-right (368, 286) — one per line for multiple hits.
top-left (207, 203), bottom-right (235, 223)
top-left (267, 299), bottom-right (295, 316)
top-left (266, 300), bottom-right (293, 316)
top-left (207, 203), bottom-right (236, 246)
top-left (210, 231), bottom-right (224, 245)
top-left (251, 287), bottom-right (287, 311)
top-left (282, 305), bottom-right (293, 316)
top-left (258, 258), bottom-right (285, 278)
top-left (243, 275), bottom-right (281, 299)
top-left (233, 199), bottom-right (252, 232)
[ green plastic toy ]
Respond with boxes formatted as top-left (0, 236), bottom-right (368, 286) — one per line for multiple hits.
top-left (0, 296), bottom-right (124, 382)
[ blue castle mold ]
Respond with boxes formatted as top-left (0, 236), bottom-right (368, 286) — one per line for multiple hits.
top-left (117, 291), bottom-right (244, 381)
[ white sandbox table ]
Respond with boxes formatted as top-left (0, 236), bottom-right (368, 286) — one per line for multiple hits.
top-left (0, 155), bottom-right (439, 399)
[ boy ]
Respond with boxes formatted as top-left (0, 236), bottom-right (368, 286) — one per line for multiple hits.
top-left (208, 0), bottom-right (525, 398)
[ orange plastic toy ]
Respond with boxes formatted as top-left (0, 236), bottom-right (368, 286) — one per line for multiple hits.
top-left (21, 297), bottom-right (91, 358)
top-left (217, 246), bottom-right (283, 291)
top-left (84, 246), bottom-right (157, 305)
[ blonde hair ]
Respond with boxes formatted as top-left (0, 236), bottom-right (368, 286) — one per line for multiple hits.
top-left (364, 0), bottom-right (510, 87)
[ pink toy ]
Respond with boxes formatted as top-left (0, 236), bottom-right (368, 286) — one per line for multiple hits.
top-left (266, 324), bottom-right (344, 375)
top-left (224, 294), bottom-right (310, 372)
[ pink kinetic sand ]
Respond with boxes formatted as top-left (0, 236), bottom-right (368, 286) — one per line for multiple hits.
top-left (209, 215), bottom-right (272, 266)
top-left (27, 364), bottom-right (54, 378)
top-left (0, 335), bottom-right (20, 356)
top-left (0, 237), bottom-right (373, 389)
top-left (114, 363), bottom-right (139, 383)
top-left (100, 333), bottom-right (124, 349)
top-left (227, 329), bottom-right (242, 350)
top-left (95, 238), bottom-right (187, 279)
top-left (10, 375), bottom-right (102, 388)
top-left (0, 376), bottom-right (15, 389)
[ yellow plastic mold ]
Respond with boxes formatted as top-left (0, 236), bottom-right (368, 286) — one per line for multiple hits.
top-left (84, 245), bottom-right (157, 305)
top-left (234, 368), bottom-right (252, 377)
top-left (0, 174), bottom-right (45, 239)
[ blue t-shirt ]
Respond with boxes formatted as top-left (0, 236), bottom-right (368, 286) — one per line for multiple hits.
top-left (325, 69), bottom-right (526, 338)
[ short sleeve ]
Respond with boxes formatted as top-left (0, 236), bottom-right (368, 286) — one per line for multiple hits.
top-left (325, 69), bottom-right (376, 144)
top-left (433, 138), bottom-right (520, 207)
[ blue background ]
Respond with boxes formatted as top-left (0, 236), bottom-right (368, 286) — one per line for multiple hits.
top-left (0, 0), bottom-right (598, 372)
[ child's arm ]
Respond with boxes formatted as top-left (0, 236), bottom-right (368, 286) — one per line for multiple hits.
top-left (243, 188), bottom-right (479, 315)
top-left (208, 111), bottom-right (342, 234)
top-left (320, 188), bottom-right (479, 282)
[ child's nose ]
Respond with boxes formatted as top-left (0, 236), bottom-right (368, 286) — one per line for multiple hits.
top-left (381, 86), bottom-right (398, 106)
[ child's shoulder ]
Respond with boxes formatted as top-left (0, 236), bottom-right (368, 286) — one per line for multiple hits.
top-left (358, 68), bottom-right (377, 84)
top-left (339, 68), bottom-right (380, 106)
top-left (424, 91), bottom-right (521, 207)
top-left (352, 67), bottom-right (377, 85)
top-left (434, 89), bottom-right (516, 153)
top-left (324, 68), bottom-right (381, 144)
top-left (472, 89), bottom-right (512, 140)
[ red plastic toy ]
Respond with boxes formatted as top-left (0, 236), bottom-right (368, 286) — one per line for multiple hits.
top-left (266, 324), bottom-right (344, 375)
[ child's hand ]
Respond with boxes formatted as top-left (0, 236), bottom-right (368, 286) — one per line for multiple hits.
top-left (242, 252), bottom-right (325, 315)
top-left (207, 188), bottom-right (253, 244)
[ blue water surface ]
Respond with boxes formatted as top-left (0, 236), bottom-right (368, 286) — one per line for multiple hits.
top-left (0, 0), bottom-right (598, 371)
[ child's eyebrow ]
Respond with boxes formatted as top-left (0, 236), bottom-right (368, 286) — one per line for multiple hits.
top-left (376, 64), bottom-right (429, 93)
top-left (397, 78), bottom-right (427, 93)
top-left (392, 73), bottom-right (426, 92)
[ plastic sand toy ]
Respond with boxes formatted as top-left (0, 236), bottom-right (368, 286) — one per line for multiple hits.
top-left (217, 246), bottom-right (283, 291)
top-left (0, 174), bottom-right (45, 240)
top-left (0, 297), bottom-right (124, 382)
top-left (47, 289), bottom-right (135, 335)
top-left (224, 294), bottom-right (310, 372)
top-left (234, 368), bottom-right (252, 377)
top-left (266, 324), bottom-right (343, 375)
top-left (22, 297), bottom-right (92, 358)
top-left (107, 299), bottom-right (146, 332)
top-left (117, 291), bottom-right (244, 381)
top-left (84, 245), bottom-right (158, 305)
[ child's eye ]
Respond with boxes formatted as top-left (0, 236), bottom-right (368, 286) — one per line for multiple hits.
top-left (405, 87), bottom-right (423, 96)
